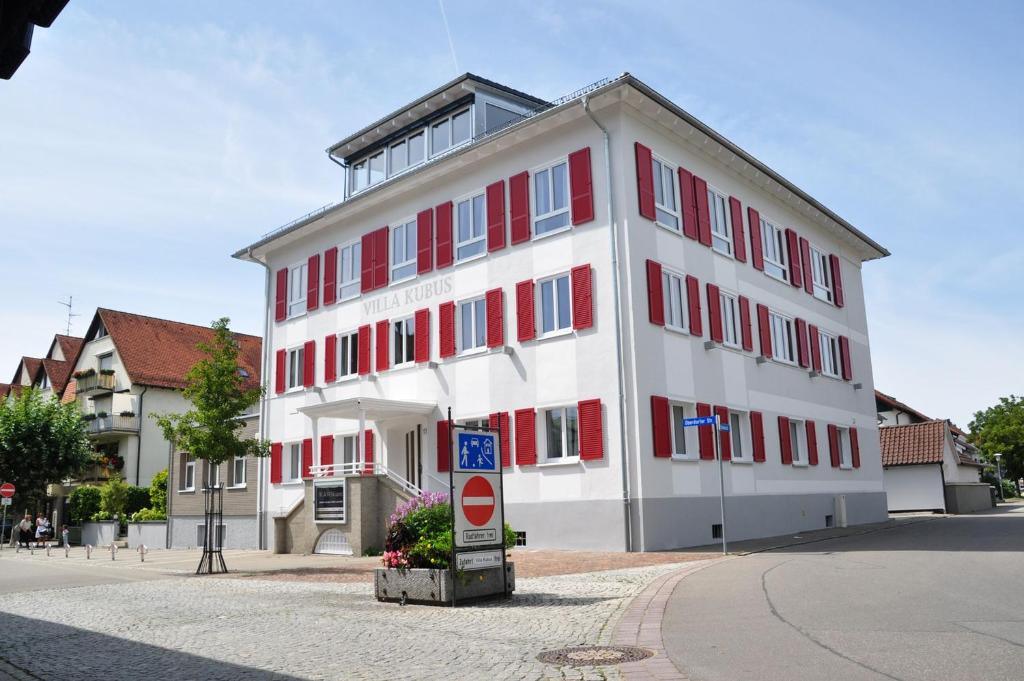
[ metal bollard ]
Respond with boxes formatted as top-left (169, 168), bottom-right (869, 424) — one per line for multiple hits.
top-left (110, 543), bottom-right (117, 561)
top-left (86, 544), bottom-right (93, 559)
top-left (65, 545), bottom-right (70, 558)
top-left (138, 544), bottom-right (147, 562)
top-left (45, 543), bottom-right (51, 557)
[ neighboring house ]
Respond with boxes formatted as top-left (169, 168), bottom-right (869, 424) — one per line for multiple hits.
top-left (876, 389), bottom-right (931, 426)
top-left (235, 72), bottom-right (890, 555)
top-left (10, 356), bottom-right (43, 390)
top-left (166, 410), bottom-right (261, 549)
top-left (880, 420), bottom-right (989, 513)
top-left (31, 334), bottom-right (83, 401)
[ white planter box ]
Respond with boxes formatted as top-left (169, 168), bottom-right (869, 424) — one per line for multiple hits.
top-left (127, 522), bottom-right (167, 549)
top-left (80, 521), bottom-right (117, 547)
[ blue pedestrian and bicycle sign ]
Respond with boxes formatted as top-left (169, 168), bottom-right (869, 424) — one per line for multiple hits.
top-left (457, 431), bottom-right (498, 472)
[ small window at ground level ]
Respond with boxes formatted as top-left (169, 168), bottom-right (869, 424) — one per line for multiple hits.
top-left (287, 443), bottom-right (301, 482)
top-left (789, 419), bottom-right (806, 464)
top-left (729, 412), bottom-right (748, 460)
top-left (231, 457), bottom-right (245, 486)
top-left (671, 404), bottom-right (693, 457)
top-left (837, 427), bottom-right (852, 467)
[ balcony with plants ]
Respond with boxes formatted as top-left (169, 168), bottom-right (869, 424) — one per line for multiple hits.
top-left (74, 368), bottom-right (116, 394)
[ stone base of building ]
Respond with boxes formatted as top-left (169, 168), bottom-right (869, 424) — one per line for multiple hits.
top-left (169, 515), bottom-right (259, 550)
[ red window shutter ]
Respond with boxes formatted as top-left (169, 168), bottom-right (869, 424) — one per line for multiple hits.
top-left (785, 229), bottom-right (801, 288)
top-left (320, 435), bottom-right (335, 470)
top-left (486, 180), bottom-right (506, 252)
top-left (729, 197), bottom-right (747, 262)
top-left (830, 254), bottom-right (844, 307)
top-left (751, 411), bottom-right (766, 462)
top-left (851, 428), bottom-right (861, 468)
top-left (516, 280), bottom-right (535, 341)
top-left (778, 416), bottom-right (793, 464)
top-left (748, 207), bottom-right (764, 271)
top-left (303, 340), bottom-right (315, 387)
top-left (739, 295), bottom-right (753, 351)
top-left (646, 260), bottom-right (664, 326)
top-left (270, 443), bottom-right (282, 484)
top-left (800, 237), bottom-right (813, 295)
top-left (360, 232), bottom-right (375, 292)
top-left (414, 308), bottom-right (430, 363)
top-left (439, 301), bottom-right (456, 358)
top-left (323, 247), bottom-right (338, 306)
top-left (577, 398), bottom-right (604, 460)
top-left (363, 430), bottom-right (374, 474)
top-left (514, 408), bottom-right (537, 465)
top-left (686, 275), bottom-right (702, 337)
top-left (806, 420), bottom-right (819, 466)
top-left (757, 303), bottom-right (772, 358)
top-left (417, 209), bottom-right (434, 274)
top-left (489, 412), bottom-right (512, 468)
top-left (828, 424), bottom-right (840, 467)
top-left (274, 349), bottom-right (285, 394)
top-left (357, 324), bottom-right (371, 375)
top-left (324, 334), bottom-right (337, 383)
top-left (436, 420), bottom-right (451, 473)
top-left (486, 288), bottom-right (504, 348)
top-left (275, 268), bottom-right (288, 322)
top-left (678, 167), bottom-right (698, 240)
top-left (634, 142), bottom-right (656, 220)
top-left (307, 253), bottom-right (320, 311)
top-left (795, 318), bottom-right (810, 368)
top-left (707, 283), bottom-right (723, 343)
top-left (301, 438), bottom-right (313, 479)
top-left (571, 264), bottom-right (593, 330)
top-left (696, 403), bottom-right (715, 460)
top-left (693, 176), bottom-right (712, 246)
top-left (651, 396), bottom-right (671, 457)
top-left (375, 320), bottom-right (389, 372)
top-left (809, 324), bottom-right (822, 372)
top-left (715, 405), bottom-right (731, 460)
top-left (509, 171), bottom-right (531, 244)
top-left (568, 147), bottom-right (594, 225)
top-left (839, 336), bottom-right (853, 381)
top-left (435, 201), bottom-right (454, 269)
top-left (374, 227), bottom-right (389, 289)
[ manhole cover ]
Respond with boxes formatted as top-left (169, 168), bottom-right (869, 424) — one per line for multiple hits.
top-left (537, 645), bottom-right (654, 666)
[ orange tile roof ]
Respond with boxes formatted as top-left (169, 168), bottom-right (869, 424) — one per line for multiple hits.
top-left (60, 379), bottom-right (76, 404)
top-left (97, 309), bottom-right (262, 391)
top-left (54, 335), bottom-right (83, 363)
top-left (880, 420), bottom-right (947, 466)
top-left (0, 383), bottom-right (9, 399)
top-left (12, 357), bottom-right (43, 386)
top-left (41, 358), bottom-right (75, 396)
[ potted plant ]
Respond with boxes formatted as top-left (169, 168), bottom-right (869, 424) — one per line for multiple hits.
top-left (82, 413), bottom-right (97, 421)
top-left (96, 411), bottom-right (109, 419)
top-left (374, 492), bottom-right (516, 605)
top-left (74, 368), bottom-right (96, 379)
top-left (119, 410), bottom-right (136, 417)
top-left (99, 369), bottom-right (115, 376)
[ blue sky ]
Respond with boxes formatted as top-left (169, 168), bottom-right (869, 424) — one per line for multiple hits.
top-left (1, 1), bottom-right (1020, 428)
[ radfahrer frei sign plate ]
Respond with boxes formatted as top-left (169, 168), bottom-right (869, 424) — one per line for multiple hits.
top-left (452, 431), bottom-right (504, 555)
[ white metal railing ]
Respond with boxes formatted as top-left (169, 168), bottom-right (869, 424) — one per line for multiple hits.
top-left (308, 462), bottom-right (421, 497)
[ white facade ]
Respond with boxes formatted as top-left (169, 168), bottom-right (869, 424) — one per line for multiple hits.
top-left (239, 75), bottom-right (890, 552)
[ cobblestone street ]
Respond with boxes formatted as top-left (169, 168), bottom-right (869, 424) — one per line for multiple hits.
top-left (0, 550), bottom-right (712, 681)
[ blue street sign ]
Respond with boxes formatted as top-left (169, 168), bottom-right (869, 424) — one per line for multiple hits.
top-left (719, 423), bottom-right (731, 433)
top-left (457, 431), bottom-right (498, 472)
top-left (682, 416), bottom-right (716, 428)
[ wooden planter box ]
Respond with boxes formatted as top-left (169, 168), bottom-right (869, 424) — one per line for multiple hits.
top-left (374, 562), bottom-right (515, 605)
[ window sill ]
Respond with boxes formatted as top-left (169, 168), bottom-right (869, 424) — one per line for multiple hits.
top-left (285, 387), bottom-right (305, 395)
top-left (655, 220), bottom-right (682, 235)
top-left (279, 481), bottom-right (304, 487)
top-left (226, 484), bottom-right (247, 490)
top-left (665, 325), bottom-right (693, 337)
top-left (332, 374), bottom-right (361, 385)
top-left (178, 488), bottom-right (195, 494)
top-left (730, 458), bottom-right (754, 465)
top-left (286, 311), bottom-right (308, 321)
top-left (671, 455), bottom-right (699, 462)
top-left (536, 458), bottom-right (581, 468)
top-left (791, 461), bottom-right (809, 468)
top-left (536, 328), bottom-right (573, 342)
top-left (840, 464), bottom-right (853, 470)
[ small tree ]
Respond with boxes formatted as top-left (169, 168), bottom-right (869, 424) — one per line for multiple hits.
top-left (153, 318), bottom-right (267, 573)
top-left (149, 469), bottom-right (168, 515)
top-left (68, 486), bottom-right (101, 524)
top-left (126, 485), bottom-right (151, 517)
top-left (98, 476), bottom-right (129, 521)
top-left (969, 395), bottom-right (1024, 483)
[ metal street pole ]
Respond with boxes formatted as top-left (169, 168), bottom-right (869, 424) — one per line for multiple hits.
top-left (995, 453), bottom-right (1004, 502)
top-left (714, 415), bottom-right (727, 555)
top-left (0, 504), bottom-right (7, 551)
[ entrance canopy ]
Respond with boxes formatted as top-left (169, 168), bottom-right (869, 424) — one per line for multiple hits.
top-left (298, 396), bottom-right (437, 422)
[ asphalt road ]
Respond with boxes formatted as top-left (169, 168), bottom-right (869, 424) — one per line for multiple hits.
top-left (663, 504), bottom-right (1024, 681)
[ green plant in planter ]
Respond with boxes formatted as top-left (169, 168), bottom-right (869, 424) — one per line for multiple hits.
top-left (74, 369), bottom-right (96, 379)
top-left (99, 369), bottom-right (115, 376)
top-left (82, 413), bottom-right (97, 421)
top-left (119, 410), bottom-right (135, 417)
top-left (96, 411), bottom-right (109, 418)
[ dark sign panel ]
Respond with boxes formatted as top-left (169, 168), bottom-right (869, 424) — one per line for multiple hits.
top-left (314, 481), bottom-right (346, 522)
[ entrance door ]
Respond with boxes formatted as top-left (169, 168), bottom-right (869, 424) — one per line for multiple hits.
top-left (404, 428), bottom-right (422, 489)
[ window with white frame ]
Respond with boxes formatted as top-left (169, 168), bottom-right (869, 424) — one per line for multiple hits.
top-left (708, 187), bottom-right (733, 256)
top-left (759, 217), bottom-right (788, 281)
top-left (181, 454), bottom-right (195, 491)
top-left (671, 403), bottom-right (695, 458)
top-left (230, 457), bottom-right (246, 487)
top-left (809, 245), bottom-right (834, 303)
top-left (662, 269), bottom-right (688, 332)
top-left (337, 330), bottom-right (359, 379)
top-left (789, 418), bottom-right (807, 464)
top-left (533, 160), bottom-right (570, 236)
top-left (729, 411), bottom-right (750, 461)
top-left (350, 158), bottom-right (368, 193)
top-left (391, 219), bottom-right (417, 282)
top-left (286, 346), bottom-right (305, 389)
top-left (720, 290), bottom-right (740, 348)
top-left (837, 426), bottom-right (852, 467)
top-left (652, 156), bottom-right (680, 231)
top-left (430, 108), bottom-right (472, 157)
top-left (458, 297), bottom-right (487, 353)
top-left (98, 353), bottom-right (113, 373)
top-left (769, 311), bottom-right (797, 364)
top-left (544, 406), bottom-right (579, 461)
top-left (205, 461), bottom-right (221, 488)
top-left (338, 241), bottom-right (361, 301)
top-left (368, 150), bottom-right (385, 185)
top-left (818, 330), bottom-right (840, 378)
top-left (287, 443), bottom-right (301, 482)
top-left (538, 273), bottom-right (572, 336)
top-left (392, 316), bottom-right (415, 366)
top-left (288, 262), bottom-right (308, 318)
top-left (339, 434), bottom-right (359, 466)
top-left (388, 131), bottom-right (426, 175)
top-left (456, 192), bottom-right (486, 261)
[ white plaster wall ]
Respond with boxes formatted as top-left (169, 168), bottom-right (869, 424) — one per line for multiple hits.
top-left (883, 465), bottom-right (945, 511)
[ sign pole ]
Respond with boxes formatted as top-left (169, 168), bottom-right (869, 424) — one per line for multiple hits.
top-left (715, 415), bottom-right (727, 555)
top-left (498, 417), bottom-right (508, 599)
top-left (0, 503), bottom-right (7, 550)
top-left (447, 407), bottom-right (456, 609)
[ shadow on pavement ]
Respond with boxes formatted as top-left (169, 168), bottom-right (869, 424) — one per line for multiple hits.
top-left (0, 611), bottom-right (302, 681)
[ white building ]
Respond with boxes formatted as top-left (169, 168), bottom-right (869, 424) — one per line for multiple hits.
top-left (235, 73), bottom-right (890, 553)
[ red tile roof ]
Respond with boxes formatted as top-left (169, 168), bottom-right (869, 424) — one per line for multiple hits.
top-left (875, 389), bottom-right (932, 423)
top-left (60, 379), bottom-right (76, 404)
top-left (96, 309), bottom-right (262, 390)
top-left (880, 421), bottom-right (947, 466)
top-left (0, 383), bottom-right (10, 399)
top-left (54, 335), bottom-right (84, 363)
top-left (12, 357), bottom-right (43, 386)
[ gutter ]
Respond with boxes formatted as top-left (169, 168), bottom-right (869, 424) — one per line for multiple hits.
top-left (135, 386), bottom-right (148, 486)
top-left (249, 248), bottom-right (273, 551)
top-left (581, 95), bottom-right (633, 553)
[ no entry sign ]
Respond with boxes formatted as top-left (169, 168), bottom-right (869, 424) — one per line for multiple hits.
top-left (452, 429), bottom-right (504, 550)
top-left (0, 483), bottom-right (14, 498)
top-left (461, 475), bottom-right (495, 527)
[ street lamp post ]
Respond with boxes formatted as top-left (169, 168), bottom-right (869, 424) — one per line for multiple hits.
top-left (994, 453), bottom-right (1004, 502)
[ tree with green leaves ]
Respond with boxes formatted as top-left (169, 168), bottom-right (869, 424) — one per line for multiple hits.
top-left (0, 388), bottom-right (92, 511)
top-left (969, 395), bottom-right (1024, 484)
top-left (153, 317), bottom-right (267, 572)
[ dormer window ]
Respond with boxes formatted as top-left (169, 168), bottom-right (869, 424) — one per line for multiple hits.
top-left (431, 108), bottom-right (472, 157)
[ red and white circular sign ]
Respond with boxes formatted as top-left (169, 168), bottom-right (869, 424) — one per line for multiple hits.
top-left (0, 483), bottom-right (15, 498)
top-left (461, 475), bottom-right (495, 527)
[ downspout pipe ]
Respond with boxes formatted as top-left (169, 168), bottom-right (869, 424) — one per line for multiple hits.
top-left (581, 95), bottom-right (633, 552)
top-left (248, 248), bottom-right (273, 551)
top-left (135, 386), bottom-right (148, 486)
